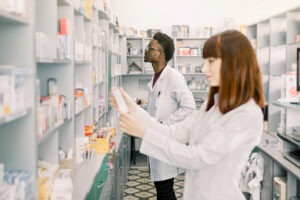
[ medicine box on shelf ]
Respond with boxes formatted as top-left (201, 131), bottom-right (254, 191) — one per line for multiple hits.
top-left (90, 133), bottom-right (112, 153)
top-left (273, 177), bottom-right (287, 200)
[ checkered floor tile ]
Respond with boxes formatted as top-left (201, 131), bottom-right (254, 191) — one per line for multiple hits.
top-left (123, 167), bottom-right (184, 200)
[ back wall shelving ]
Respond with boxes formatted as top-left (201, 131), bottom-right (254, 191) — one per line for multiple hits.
top-left (246, 5), bottom-right (300, 199)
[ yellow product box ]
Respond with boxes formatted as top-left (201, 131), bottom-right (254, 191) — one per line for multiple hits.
top-left (90, 133), bottom-right (111, 153)
top-left (110, 127), bottom-right (116, 137)
top-left (38, 177), bottom-right (51, 200)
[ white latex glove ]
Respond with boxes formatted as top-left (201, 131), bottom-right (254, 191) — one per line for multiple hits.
top-left (119, 112), bottom-right (149, 138)
top-left (109, 87), bottom-right (148, 138)
top-left (109, 87), bottom-right (138, 114)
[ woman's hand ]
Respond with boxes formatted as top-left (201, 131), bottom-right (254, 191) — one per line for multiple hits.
top-left (109, 87), bottom-right (138, 114)
top-left (110, 87), bottom-right (148, 138)
top-left (119, 112), bottom-right (149, 138)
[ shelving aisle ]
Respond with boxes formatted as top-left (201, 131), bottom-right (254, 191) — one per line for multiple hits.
top-left (246, 5), bottom-right (300, 199)
top-left (0, 0), bottom-right (38, 199)
top-left (0, 0), bottom-right (130, 199)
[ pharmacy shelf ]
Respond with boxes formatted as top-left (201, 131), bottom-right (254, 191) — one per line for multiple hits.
top-left (271, 43), bottom-right (287, 48)
top-left (75, 104), bottom-right (92, 117)
top-left (111, 74), bottom-right (122, 78)
top-left (283, 152), bottom-right (300, 169)
top-left (36, 58), bottom-right (72, 64)
top-left (259, 144), bottom-right (300, 178)
top-left (99, 46), bottom-right (108, 51)
top-left (277, 132), bottom-right (300, 148)
top-left (98, 112), bottom-right (105, 121)
top-left (38, 117), bottom-right (73, 145)
top-left (191, 90), bottom-right (209, 93)
top-left (122, 73), bottom-right (153, 76)
top-left (176, 37), bottom-right (209, 40)
top-left (125, 37), bottom-right (151, 75)
top-left (127, 55), bottom-right (143, 58)
top-left (0, 0), bottom-right (124, 199)
top-left (176, 55), bottom-right (202, 57)
top-left (109, 22), bottom-right (119, 33)
top-left (273, 101), bottom-right (300, 110)
top-left (0, 108), bottom-right (31, 126)
top-left (98, 9), bottom-right (109, 20)
top-left (0, 0), bottom-right (37, 197)
top-left (183, 73), bottom-right (205, 75)
top-left (75, 61), bottom-right (92, 65)
top-left (94, 112), bottom-right (106, 128)
top-left (287, 42), bottom-right (300, 46)
top-left (74, 154), bottom-right (107, 200)
top-left (74, 8), bottom-right (92, 21)
top-left (173, 37), bottom-right (206, 75)
top-left (258, 133), bottom-right (300, 178)
top-left (0, 9), bottom-right (29, 24)
top-left (57, 0), bottom-right (73, 6)
top-left (123, 36), bottom-right (209, 108)
top-left (247, 7), bottom-right (300, 198)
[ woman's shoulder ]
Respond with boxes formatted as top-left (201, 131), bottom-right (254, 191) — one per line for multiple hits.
top-left (242, 99), bottom-right (261, 110)
top-left (235, 99), bottom-right (263, 118)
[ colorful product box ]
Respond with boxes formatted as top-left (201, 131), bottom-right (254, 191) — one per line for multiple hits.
top-left (285, 73), bottom-right (300, 102)
top-left (90, 133), bottom-right (112, 153)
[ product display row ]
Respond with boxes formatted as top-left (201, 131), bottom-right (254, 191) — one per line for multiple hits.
top-left (123, 37), bottom-right (210, 109)
top-left (0, 0), bottom-right (128, 199)
top-left (125, 37), bottom-right (206, 75)
top-left (246, 5), bottom-right (300, 200)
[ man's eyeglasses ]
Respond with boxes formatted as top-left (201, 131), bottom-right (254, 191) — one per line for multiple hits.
top-left (145, 45), bottom-right (160, 51)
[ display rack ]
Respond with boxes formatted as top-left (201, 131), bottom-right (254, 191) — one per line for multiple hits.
top-left (0, 0), bottom-right (130, 199)
top-left (173, 37), bottom-right (209, 108)
top-left (122, 36), bottom-right (209, 104)
top-left (124, 37), bottom-right (153, 75)
top-left (0, 0), bottom-right (38, 198)
top-left (247, 5), bottom-right (300, 199)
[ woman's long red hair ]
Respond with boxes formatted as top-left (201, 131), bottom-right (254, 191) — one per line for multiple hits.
top-left (203, 30), bottom-right (265, 114)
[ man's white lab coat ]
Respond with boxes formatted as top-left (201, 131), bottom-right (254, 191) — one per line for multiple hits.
top-left (147, 64), bottom-right (196, 181)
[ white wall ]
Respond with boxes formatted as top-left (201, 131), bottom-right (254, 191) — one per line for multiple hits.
top-left (110, 0), bottom-right (247, 35)
top-left (110, 0), bottom-right (300, 35)
top-left (245, 0), bottom-right (300, 24)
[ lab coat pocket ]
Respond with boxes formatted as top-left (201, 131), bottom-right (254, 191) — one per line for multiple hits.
top-left (155, 97), bottom-right (170, 115)
top-left (156, 99), bottom-right (175, 123)
top-left (155, 95), bottom-right (170, 109)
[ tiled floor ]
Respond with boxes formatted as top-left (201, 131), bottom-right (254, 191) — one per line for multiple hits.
top-left (123, 153), bottom-right (252, 200)
top-left (123, 167), bottom-right (184, 200)
top-left (123, 152), bottom-right (184, 200)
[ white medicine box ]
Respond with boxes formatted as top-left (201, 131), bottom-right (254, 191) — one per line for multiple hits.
top-left (273, 177), bottom-right (287, 200)
top-left (282, 73), bottom-right (300, 102)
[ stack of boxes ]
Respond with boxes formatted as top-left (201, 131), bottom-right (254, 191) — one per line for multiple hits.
top-left (0, 66), bottom-right (29, 118)
top-left (172, 25), bottom-right (189, 37)
top-left (0, 0), bottom-right (26, 16)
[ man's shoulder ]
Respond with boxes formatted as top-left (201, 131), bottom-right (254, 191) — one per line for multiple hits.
top-left (167, 66), bottom-right (184, 78)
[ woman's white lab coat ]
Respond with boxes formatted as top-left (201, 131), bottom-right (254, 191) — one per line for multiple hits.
top-left (147, 64), bottom-right (196, 181)
top-left (135, 99), bottom-right (263, 200)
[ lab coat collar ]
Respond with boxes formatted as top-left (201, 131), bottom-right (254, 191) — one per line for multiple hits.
top-left (147, 64), bottom-right (172, 91)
